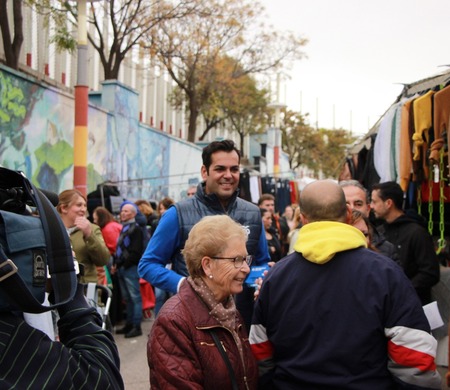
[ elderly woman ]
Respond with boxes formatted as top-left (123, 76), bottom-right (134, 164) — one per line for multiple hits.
top-left (57, 189), bottom-right (110, 284)
top-left (148, 215), bottom-right (258, 389)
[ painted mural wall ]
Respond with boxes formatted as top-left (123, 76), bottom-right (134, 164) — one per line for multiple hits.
top-left (0, 65), bottom-right (202, 203)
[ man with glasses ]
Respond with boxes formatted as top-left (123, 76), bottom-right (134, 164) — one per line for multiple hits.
top-left (250, 180), bottom-right (440, 389)
top-left (139, 140), bottom-right (270, 329)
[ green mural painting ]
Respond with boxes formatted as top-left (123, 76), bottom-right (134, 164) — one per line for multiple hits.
top-left (0, 72), bottom-right (41, 163)
top-left (0, 68), bottom-right (106, 194)
top-left (0, 65), bottom-right (202, 203)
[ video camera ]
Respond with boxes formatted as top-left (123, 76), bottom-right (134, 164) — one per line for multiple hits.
top-left (0, 167), bottom-right (77, 313)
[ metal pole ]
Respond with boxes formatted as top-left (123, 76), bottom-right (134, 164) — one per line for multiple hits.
top-left (73, 0), bottom-right (89, 196)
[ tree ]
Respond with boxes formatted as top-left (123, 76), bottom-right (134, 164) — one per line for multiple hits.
top-left (151, 0), bottom-right (306, 142)
top-left (281, 110), bottom-right (356, 178)
top-left (318, 128), bottom-right (356, 178)
top-left (0, 0), bottom-right (24, 70)
top-left (281, 110), bottom-right (319, 170)
top-left (28, 0), bottom-right (196, 80)
top-left (195, 55), bottom-right (270, 150)
top-left (221, 63), bottom-right (270, 154)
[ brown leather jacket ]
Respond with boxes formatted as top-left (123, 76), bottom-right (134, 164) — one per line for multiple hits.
top-left (148, 280), bottom-right (258, 389)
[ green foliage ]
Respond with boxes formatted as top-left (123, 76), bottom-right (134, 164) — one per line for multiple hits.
top-left (0, 73), bottom-right (26, 126)
top-left (281, 109), bottom-right (356, 179)
top-left (34, 139), bottom-right (73, 175)
top-left (50, 26), bottom-right (77, 53)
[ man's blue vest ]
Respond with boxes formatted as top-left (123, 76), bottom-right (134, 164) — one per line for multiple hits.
top-left (172, 184), bottom-right (262, 277)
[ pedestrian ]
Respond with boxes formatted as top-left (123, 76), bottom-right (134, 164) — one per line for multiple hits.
top-left (150, 196), bottom-right (175, 316)
top-left (139, 139), bottom-right (270, 330)
top-left (339, 179), bottom-right (398, 260)
top-left (350, 209), bottom-right (377, 251)
top-left (134, 199), bottom-right (158, 234)
top-left (57, 189), bottom-right (110, 284)
top-left (93, 206), bottom-right (123, 325)
top-left (148, 215), bottom-right (258, 389)
top-left (186, 185), bottom-right (197, 198)
top-left (93, 206), bottom-right (122, 258)
top-left (258, 194), bottom-right (289, 255)
top-left (261, 208), bottom-right (282, 263)
top-left (250, 180), bottom-right (441, 389)
top-left (287, 206), bottom-right (302, 254)
top-left (371, 181), bottom-right (440, 304)
top-left (114, 202), bottom-right (145, 338)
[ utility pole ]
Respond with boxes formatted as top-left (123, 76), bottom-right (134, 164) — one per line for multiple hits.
top-left (73, 0), bottom-right (89, 196)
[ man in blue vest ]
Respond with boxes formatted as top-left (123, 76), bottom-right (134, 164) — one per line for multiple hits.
top-left (138, 140), bottom-right (270, 329)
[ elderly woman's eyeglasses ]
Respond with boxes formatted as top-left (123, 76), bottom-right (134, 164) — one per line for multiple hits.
top-left (210, 255), bottom-right (253, 268)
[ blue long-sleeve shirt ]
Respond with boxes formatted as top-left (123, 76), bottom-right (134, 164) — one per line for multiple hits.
top-left (139, 198), bottom-right (270, 293)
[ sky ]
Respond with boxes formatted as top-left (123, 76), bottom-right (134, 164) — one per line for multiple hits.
top-left (259, 0), bottom-right (450, 136)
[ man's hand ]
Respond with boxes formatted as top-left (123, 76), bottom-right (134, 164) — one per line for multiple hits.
top-left (253, 263), bottom-right (274, 300)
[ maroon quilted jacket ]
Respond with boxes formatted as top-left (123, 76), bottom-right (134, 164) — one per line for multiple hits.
top-left (148, 280), bottom-right (258, 389)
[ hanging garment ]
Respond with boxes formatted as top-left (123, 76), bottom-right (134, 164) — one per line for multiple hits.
top-left (374, 103), bottom-right (398, 182)
top-left (249, 175), bottom-right (261, 204)
top-left (412, 90), bottom-right (435, 181)
top-left (432, 85), bottom-right (450, 181)
top-left (399, 98), bottom-right (416, 192)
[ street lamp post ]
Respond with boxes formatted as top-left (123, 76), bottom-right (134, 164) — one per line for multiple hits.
top-left (268, 73), bottom-right (286, 178)
top-left (73, 0), bottom-right (89, 196)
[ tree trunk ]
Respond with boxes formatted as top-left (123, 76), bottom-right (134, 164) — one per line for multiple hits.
top-left (0, 0), bottom-right (23, 70)
top-left (239, 132), bottom-right (244, 158)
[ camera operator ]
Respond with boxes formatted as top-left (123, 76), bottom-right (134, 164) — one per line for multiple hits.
top-left (0, 181), bottom-right (124, 389)
top-left (0, 282), bottom-right (124, 389)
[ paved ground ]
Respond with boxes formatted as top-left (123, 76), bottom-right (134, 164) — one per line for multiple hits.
top-left (115, 317), bottom-right (154, 390)
top-left (113, 315), bottom-right (450, 389)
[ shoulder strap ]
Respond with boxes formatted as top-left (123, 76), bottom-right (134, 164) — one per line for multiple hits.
top-left (209, 329), bottom-right (239, 390)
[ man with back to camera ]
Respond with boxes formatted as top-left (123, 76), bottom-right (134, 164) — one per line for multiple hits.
top-left (339, 179), bottom-right (397, 260)
top-left (138, 139), bottom-right (270, 329)
top-left (371, 181), bottom-right (440, 305)
top-left (250, 180), bottom-right (441, 389)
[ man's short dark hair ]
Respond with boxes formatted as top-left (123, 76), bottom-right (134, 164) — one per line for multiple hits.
top-left (371, 181), bottom-right (404, 210)
top-left (202, 140), bottom-right (240, 172)
top-left (258, 193), bottom-right (275, 206)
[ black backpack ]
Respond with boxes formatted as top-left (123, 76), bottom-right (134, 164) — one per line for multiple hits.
top-left (0, 167), bottom-right (77, 313)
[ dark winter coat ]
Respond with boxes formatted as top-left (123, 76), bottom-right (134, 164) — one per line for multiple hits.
top-left (378, 214), bottom-right (440, 304)
top-left (148, 280), bottom-right (258, 390)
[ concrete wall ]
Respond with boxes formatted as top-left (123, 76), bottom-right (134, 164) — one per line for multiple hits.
top-left (0, 64), bottom-right (202, 202)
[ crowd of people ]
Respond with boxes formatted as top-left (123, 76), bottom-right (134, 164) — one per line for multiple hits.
top-left (2, 139), bottom-right (446, 389)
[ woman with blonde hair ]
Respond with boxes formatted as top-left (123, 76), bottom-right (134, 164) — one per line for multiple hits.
top-left (148, 215), bottom-right (258, 389)
top-left (57, 189), bottom-right (110, 284)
